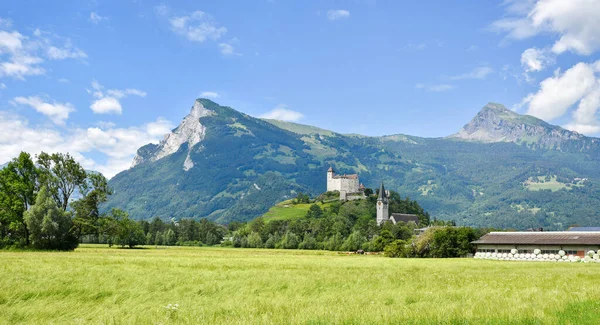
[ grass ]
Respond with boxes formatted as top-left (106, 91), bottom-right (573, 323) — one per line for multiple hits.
top-left (262, 199), bottom-right (334, 222)
top-left (1, 245), bottom-right (600, 324)
top-left (523, 175), bottom-right (584, 192)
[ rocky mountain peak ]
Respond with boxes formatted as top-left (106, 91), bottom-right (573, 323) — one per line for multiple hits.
top-left (131, 99), bottom-right (215, 168)
top-left (449, 103), bottom-right (597, 150)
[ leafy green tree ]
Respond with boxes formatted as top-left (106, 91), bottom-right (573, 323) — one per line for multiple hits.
top-left (306, 204), bottom-right (323, 219)
top-left (342, 231), bottom-right (367, 251)
top-left (363, 188), bottom-right (373, 196)
top-left (164, 229), bottom-right (177, 246)
top-left (264, 233), bottom-right (280, 248)
top-left (298, 233), bottom-right (317, 250)
top-left (280, 231), bottom-right (299, 249)
top-left (429, 227), bottom-right (477, 258)
top-left (24, 187), bottom-right (78, 250)
top-left (384, 239), bottom-right (409, 258)
top-left (72, 172), bottom-right (112, 240)
top-left (0, 152), bottom-right (38, 246)
top-left (112, 209), bottom-right (145, 248)
top-left (247, 231), bottom-right (263, 248)
top-left (37, 152), bottom-right (87, 211)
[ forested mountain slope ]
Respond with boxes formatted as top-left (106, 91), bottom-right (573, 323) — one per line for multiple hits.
top-left (105, 99), bottom-right (600, 229)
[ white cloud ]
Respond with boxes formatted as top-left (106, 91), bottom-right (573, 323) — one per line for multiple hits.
top-left (0, 25), bottom-right (85, 80)
top-left (521, 47), bottom-right (555, 72)
top-left (219, 42), bottom-right (241, 56)
top-left (260, 104), bottom-right (304, 122)
top-left (491, 0), bottom-right (600, 55)
top-left (90, 12), bottom-right (107, 24)
top-left (415, 83), bottom-right (454, 92)
top-left (563, 84), bottom-right (600, 134)
top-left (57, 78), bottom-right (69, 83)
top-left (88, 81), bottom-right (146, 115)
top-left (200, 91), bottom-right (219, 98)
top-left (449, 66), bottom-right (494, 80)
top-left (47, 45), bottom-right (87, 60)
top-left (106, 88), bottom-right (147, 99)
top-left (169, 11), bottom-right (227, 42)
top-left (525, 62), bottom-right (598, 121)
top-left (90, 97), bottom-right (122, 114)
top-left (0, 111), bottom-right (174, 178)
top-left (0, 83), bottom-right (5, 89)
top-left (327, 9), bottom-right (350, 21)
top-left (0, 30), bottom-right (23, 53)
top-left (13, 96), bottom-right (75, 125)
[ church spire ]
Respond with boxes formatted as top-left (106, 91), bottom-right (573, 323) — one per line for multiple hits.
top-left (378, 182), bottom-right (387, 203)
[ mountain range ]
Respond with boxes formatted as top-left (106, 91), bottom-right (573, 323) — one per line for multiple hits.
top-left (104, 99), bottom-right (600, 230)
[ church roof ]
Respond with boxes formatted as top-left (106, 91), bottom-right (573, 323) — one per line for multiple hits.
top-left (378, 182), bottom-right (387, 202)
top-left (327, 167), bottom-right (334, 172)
top-left (390, 213), bottom-right (419, 224)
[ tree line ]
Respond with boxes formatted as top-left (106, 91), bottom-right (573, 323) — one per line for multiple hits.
top-left (1, 151), bottom-right (485, 257)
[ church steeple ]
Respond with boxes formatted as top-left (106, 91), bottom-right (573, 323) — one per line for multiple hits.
top-left (378, 182), bottom-right (388, 203)
top-left (376, 182), bottom-right (389, 225)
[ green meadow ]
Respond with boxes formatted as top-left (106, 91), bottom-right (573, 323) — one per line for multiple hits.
top-left (1, 245), bottom-right (600, 324)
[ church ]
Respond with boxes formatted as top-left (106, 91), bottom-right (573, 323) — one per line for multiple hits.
top-left (376, 182), bottom-right (420, 226)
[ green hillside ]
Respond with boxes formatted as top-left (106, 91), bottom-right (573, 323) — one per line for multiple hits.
top-left (262, 199), bottom-right (338, 222)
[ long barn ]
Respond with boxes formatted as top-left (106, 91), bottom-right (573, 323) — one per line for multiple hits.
top-left (473, 232), bottom-right (600, 258)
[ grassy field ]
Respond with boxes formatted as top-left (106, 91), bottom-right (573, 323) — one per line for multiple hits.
top-left (261, 199), bottom-right (334, 222)
top-left (1, 245), bottom-right (600, 324)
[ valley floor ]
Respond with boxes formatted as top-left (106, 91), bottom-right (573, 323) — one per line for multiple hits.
top-left (1, 245), bottom-right (599, 324)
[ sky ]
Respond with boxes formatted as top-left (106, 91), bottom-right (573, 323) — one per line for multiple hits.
top-left (1, 0), bottom-right (600, 178)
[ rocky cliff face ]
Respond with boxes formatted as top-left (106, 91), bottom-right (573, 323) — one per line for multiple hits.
top-left (450, 103), bottom-right (599, 151)
top-left (131, 100), bottom-right (214, 170)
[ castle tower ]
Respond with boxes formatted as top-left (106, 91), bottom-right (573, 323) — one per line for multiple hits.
top-left (376, 182), bottom-right (389, 225)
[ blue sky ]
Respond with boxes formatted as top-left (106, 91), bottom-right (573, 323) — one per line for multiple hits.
top-left (1, 0), bottom-right (600, 177)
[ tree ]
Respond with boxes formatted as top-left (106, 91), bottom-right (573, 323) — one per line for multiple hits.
top-left (384, 239), bottom-right (409, 258)
top-left (298, 233), bottom-right (317, 250)
top-left (342, 231), bottom-right (367, 251)
top-left (0, 152), bottom-right (38, 246)
top-left (72, 172), bottom-right (112, 240)
top-left (306, 204), bottom-right (323, 219)
top-left (280, 231), bottom-right (300, 249)
top-left (24, 187), bottom-right (78, 250)
top-left (247, 231), bottom-right (263, 248)
top-left (37, 152), bottom-right (87, 211)
top-left (112, 209), bottom-right (146, 248)
top-left (364, 188), bottom-right (373, 196)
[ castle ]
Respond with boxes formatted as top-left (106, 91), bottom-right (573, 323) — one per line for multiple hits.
top-left (326, 168), bottom-right (418, 225)
top-left (327, 167), bottom-right (364, 200)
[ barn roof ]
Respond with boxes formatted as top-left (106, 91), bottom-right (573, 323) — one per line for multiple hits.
top-left (567, 227), bottom-right (600, 232)
top-left (472, 232), bottom-right (600, 245)
top-left (390, 213), bottom-right (419, 224)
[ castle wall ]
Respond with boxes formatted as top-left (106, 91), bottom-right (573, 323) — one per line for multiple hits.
top-left (327, 177), bottom-right (341, 192)
top-left (339, 178), bottom-right (359, 193)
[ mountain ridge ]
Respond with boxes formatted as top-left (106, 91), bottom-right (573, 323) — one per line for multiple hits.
top-left (105, 99), bottom-right (600, 229)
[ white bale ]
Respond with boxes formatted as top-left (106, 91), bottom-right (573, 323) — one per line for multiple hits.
top-left (534, 249), bottom-right (541, 255)
top-left (486, 252), bottom-right (491, 257)
top-left (502, 253), bottom-right (508, 258)
top-left (549, 254), bottom-right (555, 259)
top-left (543, 254), bottom-right (549, 259)
top-left (562, 256), bottom-right (568, 260)
top-left (575, 256), bottom-right (581, 262)
top-left (511, 249), bottom-right (518, 255)
top-left (558, 250), bottom-right (565, 256)
top-left (593, 254), bottom-right (599, 260)
top-left (587, 250), bottom-right (595, 257)
top-left (525, 253), bottom-right (531, 259)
